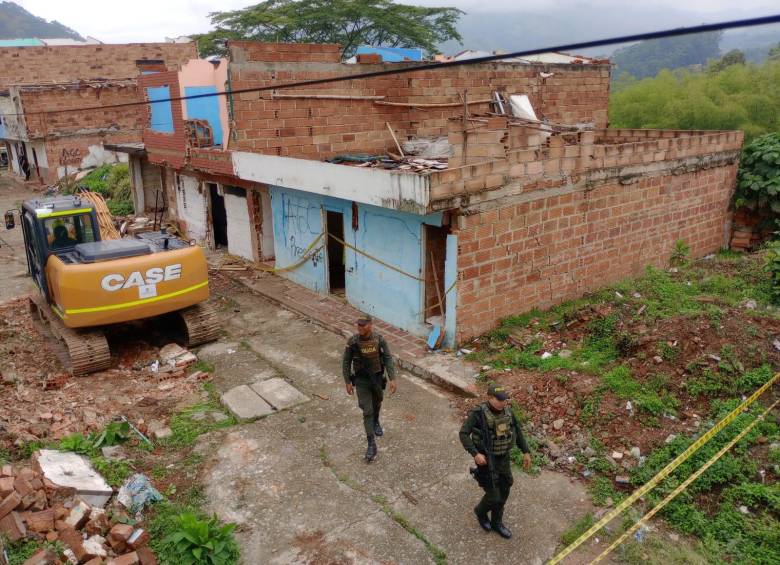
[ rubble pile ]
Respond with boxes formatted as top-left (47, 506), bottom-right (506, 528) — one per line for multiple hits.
top-left (0, 452), bottom-right (157, 565)
top-left (0, 296), bottom-right (205, 451)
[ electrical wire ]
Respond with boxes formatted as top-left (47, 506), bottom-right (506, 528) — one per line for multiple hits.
top-left (5, 12), bottom-right (780, 118)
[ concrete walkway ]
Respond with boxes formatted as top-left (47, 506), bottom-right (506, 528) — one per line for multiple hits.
top-left (198, 276), bottom-right (594, 565)
top-left (226, 268), bottom-right (479, 396)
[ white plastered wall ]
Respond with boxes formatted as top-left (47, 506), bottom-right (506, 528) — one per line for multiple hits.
top-left (223, 186), bottom-right (254, 260)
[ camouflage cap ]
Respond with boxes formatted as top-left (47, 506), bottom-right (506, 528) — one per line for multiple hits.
top-left (488, 383), bottom-right (509, 400)
top-left (357, 315), bottom-right (373, 326)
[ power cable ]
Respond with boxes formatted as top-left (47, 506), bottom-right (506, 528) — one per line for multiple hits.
top-left (5, 12), bottom-right (780, 118)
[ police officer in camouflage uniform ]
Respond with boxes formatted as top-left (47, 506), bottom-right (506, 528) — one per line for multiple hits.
top-left (342, 316), bottom-right (397, 462)
top-left (459, 383), bottom-right (531, 538)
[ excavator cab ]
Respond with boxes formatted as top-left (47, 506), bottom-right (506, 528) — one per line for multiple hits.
top-left (12, 196), bottom-right (101, 301)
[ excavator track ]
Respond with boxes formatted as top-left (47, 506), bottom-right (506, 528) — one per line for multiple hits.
top-left (29, 295), bottom-right (111, 376)
top-left (177, 301), bottom-right (221, 347)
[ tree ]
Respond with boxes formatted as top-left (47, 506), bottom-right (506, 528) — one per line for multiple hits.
top-left (610, 31), bottom-right (722, 80)
top-left (609, 59), bottom-right (780, 142)
top-left (708, 49), bottom-right (746, 73)
top-left (769, 43), bottom-right (780, 61)
top-left (195, 0), bottom-right (463, 59)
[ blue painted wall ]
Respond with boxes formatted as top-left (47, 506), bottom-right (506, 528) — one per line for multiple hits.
top-left (270, 185), bottom-right (442, 336)
top-left (146, 86), bottom-right (174, 133)
top-left (184, 86), bottom-right (223, 145)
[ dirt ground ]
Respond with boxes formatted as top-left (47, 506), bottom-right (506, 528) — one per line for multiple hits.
top-left (0, 174), bottom-right (602, 564)
top-left (0, 173), bottom-right (36, 301)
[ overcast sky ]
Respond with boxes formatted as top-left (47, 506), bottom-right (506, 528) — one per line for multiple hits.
top-left (14, 0), bottom-right (780, 43)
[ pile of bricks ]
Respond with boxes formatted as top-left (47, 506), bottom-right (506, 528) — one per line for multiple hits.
top-left (0, 463), bottom-right (156, 565)
top-left (730, 208), bottom-right (771, 251)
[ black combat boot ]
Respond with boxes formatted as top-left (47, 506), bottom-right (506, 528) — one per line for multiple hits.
top-left (492, 523), bottom-right (512, 539)
top-left (491, 506), bottom-right (512, 538)
top-left (373, 417), bottom-right (384, 437)
top-left (474, 507), bottom-right (491, 532)
top-left (364, 436), bottom-right (377, 462)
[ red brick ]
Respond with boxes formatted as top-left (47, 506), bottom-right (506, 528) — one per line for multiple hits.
top-left (135, 547), bottom-right (157, 565)
top-left (0, 477), bottom-right (13, 498)
top-left (59, 526), bottom-right (88, 563)
top-left (106, 552), bottom-right (139, 565)
top-left (0, 511), bottom-right (26, 541)
top-left (21, 548), bottom-right (57, 565)
top-left (0, 491), bottom-right (21, 519)
top-left (24, 509), bottom-right (55, 533)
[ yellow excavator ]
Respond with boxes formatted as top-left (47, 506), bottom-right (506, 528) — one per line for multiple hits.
top-left (4, 194), bottom-right (219, 375)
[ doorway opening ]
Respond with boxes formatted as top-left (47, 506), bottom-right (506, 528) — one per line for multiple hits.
top-left (424, 224), bottom-right (449, 324)
top-left (209, 183), bottom-right (228, 248)
top-left (326, 210), bottom-right (345, 294)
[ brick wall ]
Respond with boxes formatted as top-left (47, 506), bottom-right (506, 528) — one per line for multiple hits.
top-left (40, 131), bottom-right (137, 184)
top-left (428, 124), bottom-right (744, 204)
top-left (139, 71), bottom-right (187, 170)
top-left (0, 43), bottom-right (197, 88)
top-left (453, 160), bottom-right (740, 343)
top-left (228, 42), bottom-right (611, 160)
top-left (19, 83), bottom-right (143, 139)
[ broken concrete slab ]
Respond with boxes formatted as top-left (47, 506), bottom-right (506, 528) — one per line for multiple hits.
top-left (158, 343), bottom-right (187, 363)
top-left (34, 450), bottom-right (112, 508)
top-left (250, 378), bottom-right (309, 411)
top-left (221, 385), bottom-right (273, 420)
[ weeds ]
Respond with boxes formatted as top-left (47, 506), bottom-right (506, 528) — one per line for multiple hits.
top-left (589, 476), bottom-right (621, 507)
top-left (671, 240), bottom-right (690, 267)
top-left (161, 384), bottom-right (236, 449)
top-left (371, 495), bottom-right (447, 565)
top-left (91, 457), bottom-right (133, 487)
top-left (560, 513), bottom-right (595, 546)
top-left (630, 400), bottom-right (780, 564)
top-left (191, 360), bottom-right (215, 374)
top-left (158, 512), bottom-right (239, 565)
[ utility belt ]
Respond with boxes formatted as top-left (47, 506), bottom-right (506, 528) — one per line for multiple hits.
top-left (350, 369), bottom-right (387, 389)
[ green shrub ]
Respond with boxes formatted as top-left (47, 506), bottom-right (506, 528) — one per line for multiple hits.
top-left (764, 240), bottom-right (780, 304)
top-left (734, 133), bottom-right (780, 217)
top-left (59, 433), bottom-right (95, 455)
top-left (159, 512), bottom-right (239, 565)
top-left (107, 199), bottom-right (134, 216)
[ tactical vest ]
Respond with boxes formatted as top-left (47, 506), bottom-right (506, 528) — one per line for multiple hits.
top-left (354, 335), bottom-right (382, 375)
top-left (482, 405), bottom-right (514, 456)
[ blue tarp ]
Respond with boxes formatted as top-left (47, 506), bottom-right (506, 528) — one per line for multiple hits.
top-left (0, 39), bottom-right (44, 47)
top-left (355, 45), bottom-right (423, 62)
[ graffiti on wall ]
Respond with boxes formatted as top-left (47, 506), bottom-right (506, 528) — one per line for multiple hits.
top-left (289, 235), bottom-right (323, 266)
top-left (58, 147), bottom-right (82, 167)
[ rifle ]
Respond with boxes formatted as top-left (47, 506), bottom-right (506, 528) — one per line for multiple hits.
top-left (470, 406), bottom-right (496, 489)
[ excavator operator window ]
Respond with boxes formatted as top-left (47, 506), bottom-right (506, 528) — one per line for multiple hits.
top-left (45, 214), bottom-right (95, 251)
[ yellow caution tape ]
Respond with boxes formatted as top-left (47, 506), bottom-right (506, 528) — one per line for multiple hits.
top-left (547, 371), bottom-right (780, 565)
top-left (590, 396), bottom-right (780, 564)
top-left (231, 233), bottom-right (324, 274)
top-left (327, 231), bottom-right (425, 281)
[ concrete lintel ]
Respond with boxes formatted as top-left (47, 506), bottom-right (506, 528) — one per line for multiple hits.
top-left (232, 151), bottom-right (430, 214)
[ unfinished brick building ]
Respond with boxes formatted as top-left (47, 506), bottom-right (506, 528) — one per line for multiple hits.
top-left (133, 42), bottom-right (742, 346)
top-left (0, 42), bottom-right (196, 184)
